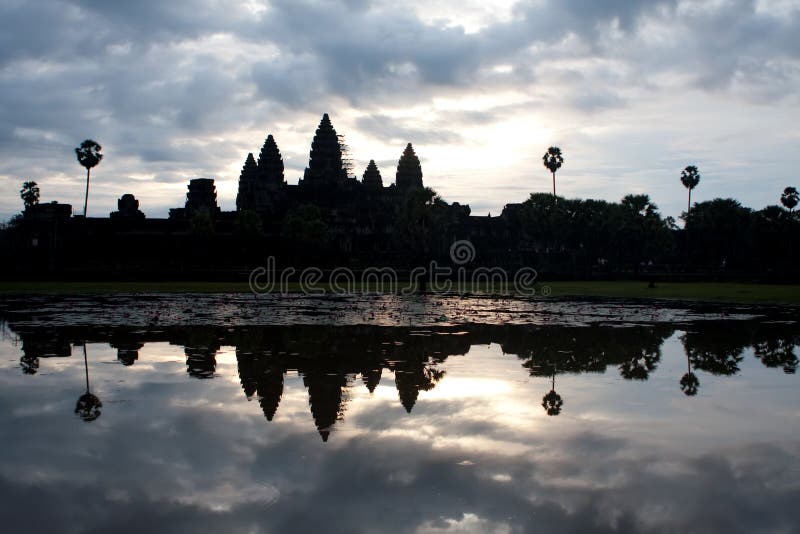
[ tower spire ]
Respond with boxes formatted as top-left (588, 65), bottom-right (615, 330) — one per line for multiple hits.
top-left (395, 143), bottom-right (423, 190)
top-left (236, 153), bottom-right (259, 211)
top-left (257, 134), bottom-right (284, 185)
top-left (303, 113), bottom-right (347, 186)
top-left (362, 159), bottom-right (383, 187)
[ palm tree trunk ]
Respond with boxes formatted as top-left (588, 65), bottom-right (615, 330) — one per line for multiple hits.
top-left (83, 343), bottom-right (90, 392)
top-left (552, 171), bottom-right (556, 198)
top-left (685, 189), bottom-right (692, 270)
top-left (83, 168), bottom-right (91, 217)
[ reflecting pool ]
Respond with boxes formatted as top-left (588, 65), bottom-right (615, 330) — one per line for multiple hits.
top-left (1, 296), bottom-right (799, 533)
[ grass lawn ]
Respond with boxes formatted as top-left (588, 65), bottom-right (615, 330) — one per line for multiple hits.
top-left (0, 280), bottom-right (799, 304)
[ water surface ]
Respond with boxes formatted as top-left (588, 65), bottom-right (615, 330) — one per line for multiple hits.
top-left (1, 296), bottom-right (798, 533)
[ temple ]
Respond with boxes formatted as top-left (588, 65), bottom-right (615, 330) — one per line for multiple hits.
top-left (4, 113), bottom-right (507, 276)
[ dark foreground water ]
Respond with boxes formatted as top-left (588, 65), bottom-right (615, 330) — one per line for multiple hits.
top-left (1, 295), bottom-right (799, 533)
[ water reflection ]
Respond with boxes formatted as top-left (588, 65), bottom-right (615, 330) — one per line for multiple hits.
top-left (1, 313), bottom-right (799, 533)
top-left (541, 371), bottom-right (563, 416)
top-left (6, 321), bottom-right (800, 435)
top-left (74, 343), bottom-right (102, 422)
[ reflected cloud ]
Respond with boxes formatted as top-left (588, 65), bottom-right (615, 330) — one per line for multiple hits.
top-left (0, 315), bottom-right (798, 532)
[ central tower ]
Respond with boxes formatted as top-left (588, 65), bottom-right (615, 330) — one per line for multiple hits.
top-left (302, 113), bottom-right (347, 186)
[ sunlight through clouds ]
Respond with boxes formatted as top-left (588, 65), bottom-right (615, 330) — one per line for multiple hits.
top-left (0, 0), bottom-right (797, 220)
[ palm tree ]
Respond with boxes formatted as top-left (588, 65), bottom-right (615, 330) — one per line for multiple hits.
top-left (19, 181), bottom-right (40, 209)
top-left (75, 139), bottom-right (103, 217)
top-left (680, 165), bottom-right (701, 215)
top-left (781, 186), bottom-right (798, 213)
top-left (74, 343), bottom-right (102, 422)
top-left (541, 371), bottom-right (564, 416)
top-left (542, 146), bottom-right (563, 198)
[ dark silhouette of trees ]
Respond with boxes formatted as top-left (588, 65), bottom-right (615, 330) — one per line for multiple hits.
top-left (681, 327), bottom-right (746, 377)
top-left (517, 193), bottom-right (674, 272)
top-left (754, 336), bottom-right (798, 374)
top-left (752, 205), bottom-right (798, 270)
top-left (680, 165), bottom-right (701, 216)
top-left (684, 198), bottom-right (754, 267)
top-left (75, 139), bottom-right (103, 217)
top-left (542, 146), bottom-right (563, 198)
top-left (619, 194), bottom-right (674, 263)
top-left (618, 345), bottom-right (661, 380)
top-left (781, 186), bottom-right (798, 212)
top-left (20, 181), bottom-right (40, 209)
top-left (752, 323), bottom-right (799, 375)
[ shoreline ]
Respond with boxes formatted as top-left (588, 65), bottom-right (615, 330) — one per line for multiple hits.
top-left (1, 280), bottom-right (799, 305)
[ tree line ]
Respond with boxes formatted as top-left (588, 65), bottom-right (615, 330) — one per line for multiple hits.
top-left (10, 140), bottom-right (798, 277)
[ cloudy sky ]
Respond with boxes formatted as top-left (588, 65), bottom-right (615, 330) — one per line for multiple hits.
top-left (0, 0), bottom-right (798, 221)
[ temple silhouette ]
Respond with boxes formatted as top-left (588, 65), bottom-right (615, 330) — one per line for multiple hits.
top-left (4, 112), bottom-right (798, 279)
top-left (6, 314), bottom-right (798, 440)
top-left (4, 113), bottom-right (492, 277)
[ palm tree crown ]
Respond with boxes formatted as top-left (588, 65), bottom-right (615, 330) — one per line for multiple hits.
top-left (542, 146), bottom-right (564, 197)
top-left (680, 165), bottom-right (701, 216)
top-left (781, 186), bottom-right (798, 212)
top-left (75, 139), bottom-right (103, 217)
top-left (20, 181), bottom-right (40, 209)
top-left (680, 165), bottom-right (700, 191)
top-left (76, 139), bottom-right (102, 170)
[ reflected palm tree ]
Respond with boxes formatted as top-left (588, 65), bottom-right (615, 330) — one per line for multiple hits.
top-left (541, 370), bottom-right (563, 416)
top-left (74, 343), bottom-right (102, 422)
top-left (680, 352), bottom-right (699, 397)
top-left (20, 353), bottom-right (39, 375)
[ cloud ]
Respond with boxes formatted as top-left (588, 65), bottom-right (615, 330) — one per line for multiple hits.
top-left (356, 114), bottom-right (465, 144)
top-left (0, 0), bottom-right (798, 220)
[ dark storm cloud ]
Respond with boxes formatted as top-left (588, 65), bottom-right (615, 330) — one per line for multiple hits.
top-left (251, 0), bottom-right (485, 108)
